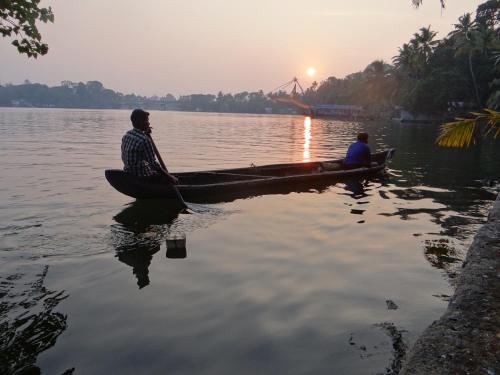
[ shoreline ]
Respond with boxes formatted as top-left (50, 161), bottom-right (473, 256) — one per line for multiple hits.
top-left (400, 193), bottom-right (500, 374)
top-left (0, 106), bottom-right (451, 123)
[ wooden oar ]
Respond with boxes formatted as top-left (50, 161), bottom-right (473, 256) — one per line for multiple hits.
top-left (146, 134), bottom-right (188, 209)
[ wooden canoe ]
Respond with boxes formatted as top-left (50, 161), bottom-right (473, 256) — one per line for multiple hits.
top-left (105, 149), bottom-right (395, 202)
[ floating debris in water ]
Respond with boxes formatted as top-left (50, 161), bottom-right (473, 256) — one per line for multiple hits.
top-left (386, 300), bottom-right (398, 310)
top-left (348, 333), bottom-right (356, 345)
top-left (432, 294), bottom-right (451, 302)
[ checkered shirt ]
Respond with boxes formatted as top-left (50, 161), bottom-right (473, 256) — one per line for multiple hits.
top-left (121, 128), bottom-right (162, 177)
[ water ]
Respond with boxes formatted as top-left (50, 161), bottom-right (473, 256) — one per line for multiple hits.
top-left (0, 108), bottom-right (498, 375)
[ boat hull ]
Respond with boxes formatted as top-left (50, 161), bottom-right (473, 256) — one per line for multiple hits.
top-left (105, 149), bottom-right (395, 202)
top-left (104, 170), bottom-right (183, 200)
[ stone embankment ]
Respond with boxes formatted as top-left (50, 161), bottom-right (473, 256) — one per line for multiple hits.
top-left (400, 194), bottom-right (500, 375)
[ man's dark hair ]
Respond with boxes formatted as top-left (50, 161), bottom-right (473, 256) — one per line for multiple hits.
top-left (130, 109), bottom-right (149, 127)
top-left (357, 132), bottom-right (369, 142)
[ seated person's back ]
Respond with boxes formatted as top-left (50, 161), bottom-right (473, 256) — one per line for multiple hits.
top-left (343, 132), bottom-right (371, 168)
top-left (121, 109), bottom-right (161, 178)
top-left (121, 109), bottom-right (178, 185)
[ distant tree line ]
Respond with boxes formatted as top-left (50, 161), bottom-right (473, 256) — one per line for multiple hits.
top-left (0, 80), bottom-right (177, 110)
top-left (177, 91), bottom-right (291, 113)
top-left (304, 0), bottom-right (499, 115)
top-left (0, 80), bottom-right (292, 114)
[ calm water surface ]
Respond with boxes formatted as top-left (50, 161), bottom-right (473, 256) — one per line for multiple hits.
top-left (0, 108), bottom-right (498, 374)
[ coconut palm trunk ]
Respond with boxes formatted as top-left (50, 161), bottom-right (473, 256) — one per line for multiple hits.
top-left (468, 51), bottom-right (482, 108)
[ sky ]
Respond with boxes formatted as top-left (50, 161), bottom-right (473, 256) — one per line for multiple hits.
top-left (0, 0), bottom-right (484, 96)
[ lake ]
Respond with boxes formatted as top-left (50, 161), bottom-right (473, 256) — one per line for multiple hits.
top-left (0, 108), bottom-right (498, 375)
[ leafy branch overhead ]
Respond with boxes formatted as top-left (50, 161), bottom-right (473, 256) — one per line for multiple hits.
top-left (0, 0), bottom-right (54, 57)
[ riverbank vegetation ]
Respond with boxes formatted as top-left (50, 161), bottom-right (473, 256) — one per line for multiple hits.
top-left (305, 1), bottom-right (499, 117)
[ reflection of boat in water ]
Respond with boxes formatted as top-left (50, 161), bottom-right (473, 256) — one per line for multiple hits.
top-left (113, 200), bottom-right (181, 228)
top-left (112, 201), bottom-right (186, 289)
top-left (105, 149), bottom-right (395, 203)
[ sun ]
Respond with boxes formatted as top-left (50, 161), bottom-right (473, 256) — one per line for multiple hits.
top-left (306, 67), bottom-right (316, 77)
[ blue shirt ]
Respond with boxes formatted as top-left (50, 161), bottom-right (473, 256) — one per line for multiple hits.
top-left (344, 141), bottom-right (371, 166)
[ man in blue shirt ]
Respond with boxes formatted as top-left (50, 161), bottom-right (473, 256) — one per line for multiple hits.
top-left (343, 132), bottom-right (372, 169)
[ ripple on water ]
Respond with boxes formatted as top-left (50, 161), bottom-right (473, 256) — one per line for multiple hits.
top-left (0, 265), bottom-right (70, 375)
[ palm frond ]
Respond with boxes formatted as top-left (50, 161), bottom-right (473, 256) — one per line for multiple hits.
top-left (436, 118), bottom-right (476, 147)
top-left (482, 109), bottom-right (500, 138)
top-left (436, 109), bottom-right (500, 147)
top-left (483, 108), bottom-right (500, 117)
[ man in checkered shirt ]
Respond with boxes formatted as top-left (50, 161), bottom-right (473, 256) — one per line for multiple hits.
top-left (121, 109), bottom-right (178, 184)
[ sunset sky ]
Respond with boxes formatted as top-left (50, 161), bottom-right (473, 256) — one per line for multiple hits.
top-left (1, 0), bottom-right (484, 96)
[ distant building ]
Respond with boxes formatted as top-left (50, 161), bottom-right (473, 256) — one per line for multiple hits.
top-left (447, 101), bottom-right (474, 111)
top-left (394, 109), bottom-right (432, 123)
top-left (311, 104), bottom-right (363, 117)
top-left (11, 99), bottom-right (32, 107)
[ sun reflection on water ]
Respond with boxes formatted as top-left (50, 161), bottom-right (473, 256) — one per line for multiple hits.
top-left (303, 116), bottom-right (311, 161)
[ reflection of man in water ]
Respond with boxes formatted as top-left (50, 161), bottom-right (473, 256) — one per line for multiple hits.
top-left (343, 132), bottom-right (372, 169)
top-left (116, 244), bottom-right (160, 289)
top-left (343, 180), bottom-right (368, 199)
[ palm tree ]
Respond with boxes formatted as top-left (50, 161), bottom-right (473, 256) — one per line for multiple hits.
top-left (393, 43), bottom-right (414, 70)
top-left (363, 60), bottom-right (391, 77)
top-left (487, 79), bottom-right (500, 109)
top-left (362, 60), bottom-right (395, 106)
top-left (413, 26), bottom-right (439, 62)
top-left (399, 26), bottom-right (438, 78)
top-left (412, 0), bottom-right (499, 149)
top-left (437, 38), bottom-right (500, 148)
top-left (448, 13), bottom-right (483, 107)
